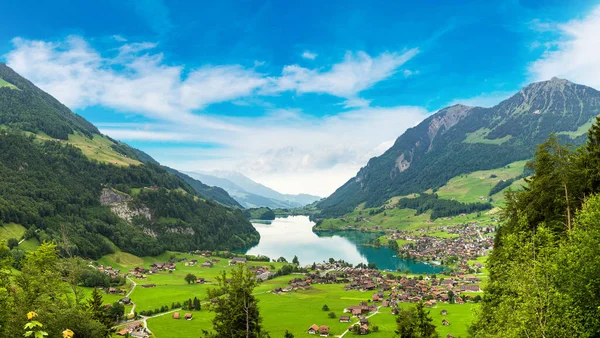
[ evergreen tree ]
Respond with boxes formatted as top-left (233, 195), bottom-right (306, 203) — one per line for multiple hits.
top-left (185, 273), bottom-right (197, 284)
top-left (87, 287), bottom-right (112, 332)
top-left (292, 255), bottom-right (299, 265)
top-left (205, 264), bottom-right (268, 338)
top-left (395, 302), bottom-right (438, 338)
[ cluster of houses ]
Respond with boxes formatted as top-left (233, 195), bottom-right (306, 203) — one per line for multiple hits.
top-left (388, 224), bottom-right (494, 265)
top-left (381, 275), bottom-right (482, 306)
top-left (172, 312), bottom-right (193, 320)
top-left (307, 324), bottom-right (329, 336)
top-left (97, 265), bottom-right (126, 279)
top-left (271, 277), bottom-right (313, 293)
top-left (115, 322), bottom-right (148, 338)
top-left (300, 266), bottom-right (483, 305)
top-left (306, 301), bottom-right (375, 336)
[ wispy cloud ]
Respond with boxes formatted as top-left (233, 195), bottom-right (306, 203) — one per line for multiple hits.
top-left (529, 5), bottom-right (600, 88)
top-left (6, 36), bottom-right (264, 128)
top-left (301, 50), bottom-right (318, 60)
top-left (4, 35), bottom-right (423, 195)
top-left (265, 49), bottom-right (419, 99)
top-left (101, 105), bottom-right (428, 196)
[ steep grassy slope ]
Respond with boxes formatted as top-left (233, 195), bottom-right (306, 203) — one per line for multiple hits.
top-left (318, 78), bottom-right (600, 217)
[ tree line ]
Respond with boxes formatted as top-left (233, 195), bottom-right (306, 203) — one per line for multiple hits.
top-left (396, 193), bottom-right (492, 219)
top-left (470, 116), bottom-right (600, 337)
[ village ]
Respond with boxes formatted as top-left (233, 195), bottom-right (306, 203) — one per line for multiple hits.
top-left (92, 247), bottom-right (484, 337)
top-left (385, 223), bottom-right (495, 269)
top-left (264, 261), bottom-right (483, 336)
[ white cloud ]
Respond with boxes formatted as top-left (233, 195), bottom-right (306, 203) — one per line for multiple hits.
top-left (5, 36), bottom-right (266, 126)
top-left (529, 5), bottom-right (600, 88)
top-left (101, 105), bottom-right (429, 196)
top-left (112, 35), bottom-right (127, 42)
top-left (341, 97), bottom-right (371, 108)
top-left (301, 50), bottom-right (318, 60)
top-left (4, 35), bottom-right (424, 196)
top-left (266, 49), bottom-right (419, 98)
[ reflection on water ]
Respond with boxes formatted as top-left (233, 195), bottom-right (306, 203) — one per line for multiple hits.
top-left (240, 216), bottom-right (443, 274)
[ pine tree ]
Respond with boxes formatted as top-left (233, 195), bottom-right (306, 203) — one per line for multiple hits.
top-left (205, 264), bottom-right (267, 338)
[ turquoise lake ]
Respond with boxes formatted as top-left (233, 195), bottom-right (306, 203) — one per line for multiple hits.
top-left (241, 215), bottom-right (444, 274)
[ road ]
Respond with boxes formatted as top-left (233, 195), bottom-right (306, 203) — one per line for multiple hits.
top-left (126, 276), bottom-right (138, 316)
top-left (338, 306), bottom-right (381, 338)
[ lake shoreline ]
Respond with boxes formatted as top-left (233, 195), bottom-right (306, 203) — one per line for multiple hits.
top-left (240, 216), bottom-right (445, 274)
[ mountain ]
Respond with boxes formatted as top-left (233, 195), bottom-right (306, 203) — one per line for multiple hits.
top-left (0, 62), bottom-right (258, 258)
top-left (186, 171), bottom-right (321, 208)
top-left (162, 167), bottom-right (242, 208)
top-left (318, 78), bottom-right (600, 217)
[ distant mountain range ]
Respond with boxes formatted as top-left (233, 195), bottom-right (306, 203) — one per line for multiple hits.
top-left (318, 77), bottom-right (600, 217)
top-left (185, 171), bottom-right (321, 209)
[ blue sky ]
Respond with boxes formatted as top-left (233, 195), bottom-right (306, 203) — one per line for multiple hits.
top-left (1, 0), bottom-right (600, 196)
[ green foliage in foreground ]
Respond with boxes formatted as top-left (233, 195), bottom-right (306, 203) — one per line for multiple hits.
top-left (471, 117), bottom-right (600, 337)
top-left (0, 242), bottom-right (116, 337)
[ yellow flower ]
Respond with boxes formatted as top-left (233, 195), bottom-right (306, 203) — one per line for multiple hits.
top-left (26, 311), bottom-right (37, 320)
top-left (62, 329), bottom-right (74, 338)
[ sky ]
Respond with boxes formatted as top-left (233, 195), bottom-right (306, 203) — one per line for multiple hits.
top-left (1, 0), bottom-right (600, 197)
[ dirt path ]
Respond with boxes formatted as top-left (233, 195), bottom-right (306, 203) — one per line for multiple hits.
top-left (126, 277), bottom-right (138, 316)
top-left (338, 306), bottom-right (381, 338)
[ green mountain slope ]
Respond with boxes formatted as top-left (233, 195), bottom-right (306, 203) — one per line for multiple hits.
top-left (318, 78), bottom-right (600, 217)
top-left (0, 63), bottom-right (258, 258)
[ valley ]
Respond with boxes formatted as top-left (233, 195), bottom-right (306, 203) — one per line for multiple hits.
top-left (1, 58), bottom-right (600, 338)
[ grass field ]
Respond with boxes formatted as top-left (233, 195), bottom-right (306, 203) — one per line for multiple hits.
top-left (18, 238), bottom-right (40, 251)
top-left (67, 132), bottom-right (141, 166)
top-left (145, 282), bottom-right (479, 338)
top-left (557, 117), bottom-right (596, 139)
top-left (316, 161), bottom-right (529, 233)
top-left (0, 77), bottom-right (19, 90)
top-left (317, 206), bottom-right (499, 232)
top-left (0, 223), bottom-right (26, 241)
top-left (436, 160), bottom-right (528, 204)
top-left (23, 130), bottom-right (141, 167)
top-left (463, 128), bottom-right (512, 145)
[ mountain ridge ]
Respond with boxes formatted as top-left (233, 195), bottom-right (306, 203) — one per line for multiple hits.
top-left (317, 78), bottom-right (600, 217)
top-left (186, 170), bottom-right (321, 208)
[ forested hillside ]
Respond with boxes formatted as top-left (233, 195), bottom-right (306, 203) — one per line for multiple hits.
top-left (0, 63), bottom-right (259, 259)
top-left (318, 78), bottom-right (600, 217)
top-left (0, 132), bottom-right (258, 259)
top-left (470, 117), bottom-right (600, 337)
top-left (0, 63), bottom-right (99, 139)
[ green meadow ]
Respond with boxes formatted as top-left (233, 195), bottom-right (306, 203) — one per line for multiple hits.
top-left (142, 279), bottom-right (478, 338)
top-left (436, 159), bottom-right (527, 204)
top-left (0, 223), bottom-right (25, 241)
top-left (95, 248), bottom-right (481, 337)
top-left (0, 77), bottom-right (18, 89)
